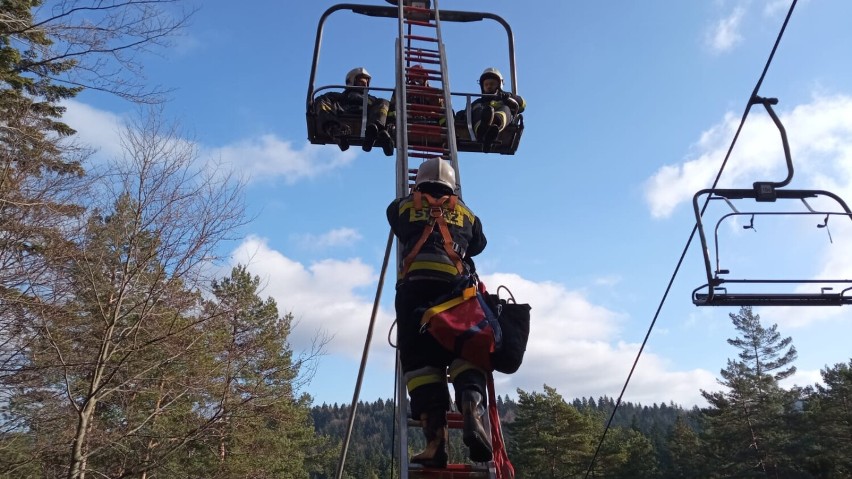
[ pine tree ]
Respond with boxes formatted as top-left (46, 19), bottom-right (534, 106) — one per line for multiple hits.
top-left (508, 385), bottom-right (598, 478)
top-left (802, 360), bottom-right (852, 476)
top-left (194, 265), bottom-right (328, 478)
top-left (665, 415), bottom-right (706, 478)
top-left (700, 306), bottom-right (799, 477)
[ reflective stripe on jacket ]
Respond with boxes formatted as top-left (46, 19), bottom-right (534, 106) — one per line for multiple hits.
top-left (387, 194), bottom-right (486, 282)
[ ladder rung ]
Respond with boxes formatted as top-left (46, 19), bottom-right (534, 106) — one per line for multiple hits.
top-left (406, 103), bottom-right (444, 112)
top-left (447, 412), bottom-right (463, 429)
top-left (403, 5), bottom-right (432, 14)
top-left (407, 114), bottom-right (445, 122)
top-left (405, 47), bottom-right (441, 58)
top-left (409, 463), bottom-right (492, 479)
top-left (407, 103), bottom-right (444, 112)
top-left (405, 34), bottom-right (439, 43)
top-left (406, 66), bottom-right (440, 76)
top-left (408, 145), bottom-right (446, 153)
top-left (406, 47), bottom-right (440, 56)
top-left (409, 124), bottom-right (445, 133)
top-left (408, 152), bottom-right (445, 160)
top-left (405, 57), bottom-right (441, 67)
top-left (407, 82), bottom-right (443, 88)
top-left (408, 144), bottom-right (446, 152)
top-left (405, 19), bottom-right (436, 28)
top-left (408, 91), bottom-right (443, 98)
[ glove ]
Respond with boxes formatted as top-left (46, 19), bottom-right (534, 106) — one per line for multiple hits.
top-left (504, 95), bottom-right (519, 114)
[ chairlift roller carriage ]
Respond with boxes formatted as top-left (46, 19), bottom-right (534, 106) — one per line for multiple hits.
top-left (692, 96), bottom-right (852, 307)
top-left (305, 1), bottom-right (524, 156)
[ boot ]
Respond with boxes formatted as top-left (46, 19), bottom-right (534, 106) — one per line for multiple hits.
top-left (461, 390), bottom-right (492, 462)
top-left (481, 124), bottom-right (499, 153)
top-left (325, 123), bottom-right (350, 151)
top-left (474, 106), bottom-right (495, 141)
top-left (411, 410), bottom-right (448, 468)
top-left (362, 123), bottom-right (378, 152)
top-left (377, 128), bottom-right (395, 156)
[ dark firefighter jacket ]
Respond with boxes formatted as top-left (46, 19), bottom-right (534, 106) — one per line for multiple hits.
top-left (387, 193), bottom-right (486, 282)
top-left (316, 88), bottom-right (390, 126)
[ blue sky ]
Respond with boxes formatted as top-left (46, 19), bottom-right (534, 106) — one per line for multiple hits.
top-left (64, 0), bottom-right (852, 408)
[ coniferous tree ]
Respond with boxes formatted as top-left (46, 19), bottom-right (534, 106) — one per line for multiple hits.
top-left (665, 414), bottom-right (707, 478)
top-left (801, 360), bottom-right (852, 476)
top-left (192, 264), bottom-right (328, 478)
top-left (700, 306), bottom-right (799, 477)
top-left (508, 385), bottom-right (598, 478)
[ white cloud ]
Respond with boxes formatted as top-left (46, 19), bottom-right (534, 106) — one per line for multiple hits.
top-left (225, 241), bottom-right (721, 407)
top-left (229, 235), bottom-right (389, 359)
top-left (763, 0), bottom-right (792, 17)
top-left (62, 99), bottom-right (126, 159)
top-left (206, 135), bottom-right (356, 184)
top-left (781, 368), bottom-right (823, 390)
top-left (481, 272), bottom-right (717, 407)
top-left (706, 6), bottom-right (745, 53)
top-left (293, 227), bottom-right (363, 250)
top-left (645, 94), bottom-right (852, 219)
top-left (63, 101), bottom-right (356, 185)
top-left (648, 94), bottom-right (852, 330)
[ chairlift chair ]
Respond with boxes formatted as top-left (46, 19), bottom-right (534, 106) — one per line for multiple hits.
top-left (692, 96), bottom-right (852, 306)
top-left (305, 3), bottom-right (524, 155)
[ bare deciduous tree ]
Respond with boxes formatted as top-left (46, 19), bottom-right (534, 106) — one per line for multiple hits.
top-left (13, 0), bottom-right (197, 103)
top-left (3, 108), bottom-right (247, 478)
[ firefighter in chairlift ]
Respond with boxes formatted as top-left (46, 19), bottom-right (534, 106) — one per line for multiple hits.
top-left (315, 67), bottom-right (394, 156)
top-left (387, 157), bottom-right (492, 468)
top-left (461, 67), bottom-right (525, 152)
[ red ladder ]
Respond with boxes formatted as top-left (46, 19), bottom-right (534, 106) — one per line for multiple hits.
top-left (392, 0), bottom-right (461, 196)
top-left (392, 2), bottom-right (510, 479)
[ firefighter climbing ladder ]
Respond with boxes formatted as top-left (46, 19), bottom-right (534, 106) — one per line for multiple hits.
top-left (392, 3), bottom-right (499, 478)
top-left (306, 2), bottom-right (517, 478)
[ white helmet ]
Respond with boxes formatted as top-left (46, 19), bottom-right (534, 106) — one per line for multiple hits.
top-left (479, 67), bottom-right (504, 89)
top-left (346, 67), bottom-right (371, 86)
top-left (414, 158), bottom-right (456, 192)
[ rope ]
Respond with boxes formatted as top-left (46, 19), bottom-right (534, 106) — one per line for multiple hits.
top-left (583, 1), bottom-right (799, 476)
top-left (335, 229), bottom-right (395, 479)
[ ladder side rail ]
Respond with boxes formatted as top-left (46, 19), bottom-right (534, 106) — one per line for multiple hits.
top-left (394, 3), bottom-right (410, 478)
top-left (431, 0), bottom-right (462, 199)
top-left (395, 26), bottom-right (410, 200)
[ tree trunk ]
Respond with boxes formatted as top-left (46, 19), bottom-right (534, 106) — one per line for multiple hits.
top-left (68, 399), bottom-right (97, 479)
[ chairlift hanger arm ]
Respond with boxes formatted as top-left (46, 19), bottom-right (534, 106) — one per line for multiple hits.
top-left (750, 95), bottom-right (794, 191)
top-left (307, 3), bottom-right (519, 112)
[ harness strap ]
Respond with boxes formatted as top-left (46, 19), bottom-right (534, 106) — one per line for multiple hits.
top-left (401, 191), bottom-right (464, 277)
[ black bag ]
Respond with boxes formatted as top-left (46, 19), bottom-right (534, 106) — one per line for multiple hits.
top-left (487, 286), bottom-right (531, 374)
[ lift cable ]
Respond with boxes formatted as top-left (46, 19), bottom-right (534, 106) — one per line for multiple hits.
top-left (583, 1), bottom-right (799, 476)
